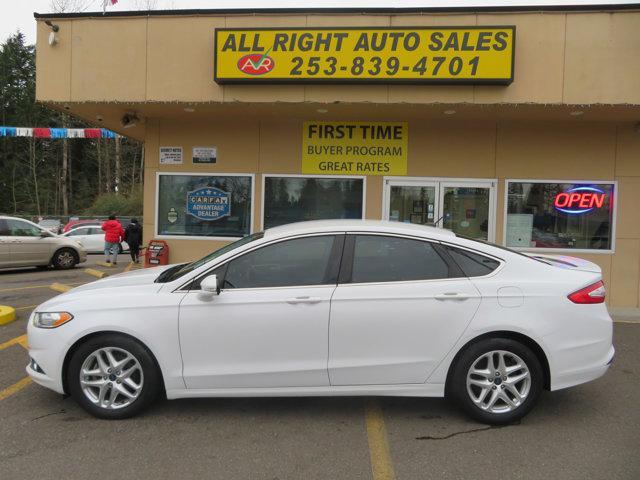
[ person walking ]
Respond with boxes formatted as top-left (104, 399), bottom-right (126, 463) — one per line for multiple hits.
top-left (101, 214), bottom-right (124, 265)
top-left (124, 218), bottom-right (143, 264)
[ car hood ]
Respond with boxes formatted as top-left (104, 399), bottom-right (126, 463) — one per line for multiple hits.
top-left (61, 265), bottom-right (173, 296)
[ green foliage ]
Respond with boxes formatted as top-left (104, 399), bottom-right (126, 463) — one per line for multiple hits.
top-left (0, 31), bottom-right (143, 217)
top-left (85, 188), bottom-right (143, 216)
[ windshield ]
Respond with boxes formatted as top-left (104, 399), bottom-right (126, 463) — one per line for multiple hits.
top-left (155, 232), bottom-right (264, 283)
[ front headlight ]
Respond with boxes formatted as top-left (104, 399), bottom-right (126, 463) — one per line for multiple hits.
top-left (33, 312), bottom-right (73, 329)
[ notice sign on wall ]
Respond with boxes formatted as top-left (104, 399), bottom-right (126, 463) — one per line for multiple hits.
top-left (192, 146), bottom-right (217, 164)
top-left (159, 146), bottom-right (183, 165)
top-left (302, 122), bottom-right (408, 175)
top-left (214, 27), bottom-right (514, 84)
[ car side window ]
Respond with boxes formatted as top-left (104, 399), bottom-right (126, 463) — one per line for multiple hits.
top-left (223, 235), bottom-right (338, 289)
top-left (349, 235), bottom-right (449, 283)
top-left (7, 219), bottom-right (41, 237)
top-left (445, 246), bottom-right (500, 277)
top-left (0, 219), bottom-right (9, 236)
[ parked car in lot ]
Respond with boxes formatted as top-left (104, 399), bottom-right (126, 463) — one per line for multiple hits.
top-left (38, 218), bottom-right (62, 234)
top-left (62, 219), bottom-right (102, 233)
top-left (0, 215), bottom-right (87, 270)
top-left (62, 225), bottom-right (129, 254)
top-left (26, 220), bottom-right (614, 423)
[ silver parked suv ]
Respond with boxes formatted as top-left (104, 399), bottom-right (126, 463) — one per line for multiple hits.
top-left (0, 216), bottom-right (87, 270)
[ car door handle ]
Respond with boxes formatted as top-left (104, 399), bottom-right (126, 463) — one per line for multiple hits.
top-left (434, 292), bottom-right (471, 301)
top-left (286, 296), bottom-right (322, 304)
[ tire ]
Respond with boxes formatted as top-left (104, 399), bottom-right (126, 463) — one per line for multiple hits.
top-left (449, 338), bottom-right (543, 425)
top-left (52, 248), bottom-right (78, 270)
top-left (67, 334), bottom-right (162, 419)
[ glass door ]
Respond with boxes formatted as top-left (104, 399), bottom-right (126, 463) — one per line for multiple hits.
top-left (383, 178), bottom-right (496, 242)
top-left (385, 181), bottom-right (439, 226)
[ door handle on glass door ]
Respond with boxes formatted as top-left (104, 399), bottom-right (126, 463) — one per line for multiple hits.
top-left (434, 292), bottom-right (470, 301)
top-left (286, 296), bottom-right (322, 304)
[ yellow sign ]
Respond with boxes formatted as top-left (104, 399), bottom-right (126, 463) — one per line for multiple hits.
top-left (302, 122), bottom-right (408, 176)
top-left (214, 27), bottom-right (514, 84)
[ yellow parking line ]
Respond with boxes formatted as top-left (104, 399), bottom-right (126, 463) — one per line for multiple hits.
top-left (365, 400), bottom-right (396, 480)
top-left (0, 377), bottom-right (32, 401)
top-left (0, 334), bottom-right (27, 351)
top-left (0, 282), bottom-right (85, 293)
top-left (50, 283), bottom-right (72, 293)
top-left (124, 263), bottom-right (133, 272)
top-left (15, 305), bottom-right (37, 311)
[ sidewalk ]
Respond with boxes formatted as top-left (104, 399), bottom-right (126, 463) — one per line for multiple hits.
top-left (609, 307), bottom-right (640, 324)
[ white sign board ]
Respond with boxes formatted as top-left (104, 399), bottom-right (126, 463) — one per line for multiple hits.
top-left (160, 146), bottom-right (183, 165)
top-left (192, 146), bottom-right (217, 164)
top-left (506, 214), bottom-right (534, 247)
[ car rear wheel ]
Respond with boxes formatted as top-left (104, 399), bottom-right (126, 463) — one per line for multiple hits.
top-left (67, 334), bottom-right (162, 419)
top-left (449, 338), bottom-right (543, 425)
top-left (52, 248), bottom-right (78, 269)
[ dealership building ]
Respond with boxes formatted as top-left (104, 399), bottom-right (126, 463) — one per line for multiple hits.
top-left (34, 4), bottom-right (640, 309)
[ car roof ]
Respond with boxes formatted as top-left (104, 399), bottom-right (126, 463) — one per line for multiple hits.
top-left (264, 219), bottom-right (456, 240)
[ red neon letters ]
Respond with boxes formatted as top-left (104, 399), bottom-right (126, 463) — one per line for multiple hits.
top-left (554, 192), bottom-right (606, 209)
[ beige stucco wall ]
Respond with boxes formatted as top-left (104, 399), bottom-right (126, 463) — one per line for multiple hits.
top-left (36, 11), bottom-right (640, 106)
top-left (142, 118), bottom-right (640, 308)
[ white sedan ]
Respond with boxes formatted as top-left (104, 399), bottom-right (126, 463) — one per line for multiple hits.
top-left (26, 220), bottom-right (614, 423)
top-left (62, 226), bottom-right (129, 254)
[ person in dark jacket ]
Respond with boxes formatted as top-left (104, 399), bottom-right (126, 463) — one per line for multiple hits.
top-left (124, 218), bottom-right (143, 263)
top-left (101, 214), bottom-right (124, 265)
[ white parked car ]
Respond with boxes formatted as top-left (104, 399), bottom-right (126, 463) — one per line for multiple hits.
top-left (26, 220), bottom-right (614, 423)
top-left (62, 225), bottom-right (129, 254)
top-left (0, 215), bottom-right (87, 270)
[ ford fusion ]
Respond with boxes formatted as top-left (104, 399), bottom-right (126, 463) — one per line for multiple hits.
top-left (26, 220), bottom-right (614, 424)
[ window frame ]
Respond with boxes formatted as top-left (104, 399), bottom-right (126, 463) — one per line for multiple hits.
top-left (260, 173), bottom-right (367, 231)
top-left (155, 171), bottom-right (255, 241)
top-left (183, 232), bottom-right (347, 292)
top-left (503, 178), bottom-right (618, 254)
top-left (338, 233), bottom-right (464, 286)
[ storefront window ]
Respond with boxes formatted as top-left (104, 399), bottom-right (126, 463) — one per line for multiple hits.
top-left (157, 174), bottom-right (253, 238)
top-left (505, 181), bottom-right (615, 250)
top-left (263, 176), bottom-right (364, 229)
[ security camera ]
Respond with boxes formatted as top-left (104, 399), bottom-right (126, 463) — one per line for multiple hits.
top-left (120, 113), bottom-right (139, 129)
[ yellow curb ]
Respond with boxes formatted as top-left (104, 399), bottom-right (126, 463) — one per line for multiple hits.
top-left (124, 263), bottom-right (133, 272)
top-left (0, 306), bottom-right (16, 326)
top-left (95, 261), bottom-right (115, 268)
top-left (50, 283), bottom-right (72, 293)
top-left (85, 268), bottom-right (108, 279)
top-left (0, 334), bottom-right (27, 351)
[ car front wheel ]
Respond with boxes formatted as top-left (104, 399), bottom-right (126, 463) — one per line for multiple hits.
top-left (52, 248), bottom-right (78, 269)
top-left (449, 338), bottom-right (543, 425)
top-left (67, 334), bottom-right (162, 419)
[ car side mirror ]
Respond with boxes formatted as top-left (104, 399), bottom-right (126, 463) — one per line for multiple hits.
top-left (200, 274), bottom-right (220, 296)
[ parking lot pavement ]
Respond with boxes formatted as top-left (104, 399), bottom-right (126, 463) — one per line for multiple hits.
top-left (0, 263), bottom-right (639, 480)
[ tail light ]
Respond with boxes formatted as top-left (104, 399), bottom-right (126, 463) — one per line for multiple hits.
top-left (568, 281), bottom-right (606, 304)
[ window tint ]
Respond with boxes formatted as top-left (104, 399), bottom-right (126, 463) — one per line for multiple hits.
top-left (351, 235), bottom-right (449, 283)
top-left (7, 219), bottom-right (40, 237)
top-left (0, 219), bottom-right (9, 236)
top-left (446, 246), bottom-right (500, 277)
top-left (224, 235), bottom-right (337, 289)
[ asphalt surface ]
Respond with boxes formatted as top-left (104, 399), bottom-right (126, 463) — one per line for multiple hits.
top-left (0, 257), bottom-right (638, 480)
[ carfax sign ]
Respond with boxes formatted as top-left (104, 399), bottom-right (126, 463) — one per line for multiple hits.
top-left (214, 27), bottom-right (515, 84)
top-left (186, 187), bottom-right (231, 221)
top-left (302, 122), bottom-right (408, 175)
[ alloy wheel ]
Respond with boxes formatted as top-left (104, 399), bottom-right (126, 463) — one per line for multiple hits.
top-left (79, 347), bottom-right (144, 410)
top-left (57, 251), bottom-right (75, 268)
top-left (466, 350), bottom-right (531, 414)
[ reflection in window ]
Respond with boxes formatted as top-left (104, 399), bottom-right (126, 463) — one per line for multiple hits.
top-left (157, 174), bottom-right (252, 238)
top-left (351, 235), bottom-right (449, 283)
top-left (264, 176), bottom-right (363, 229)
top-left (506, 182), bottom-right (614, 250)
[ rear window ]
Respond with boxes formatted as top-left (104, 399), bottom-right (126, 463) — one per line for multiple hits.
top-left (445, 246), bottom-right (500, 277)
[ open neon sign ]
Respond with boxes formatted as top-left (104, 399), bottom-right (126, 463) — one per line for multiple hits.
top-left (554, 187), bottom-right (607, 214)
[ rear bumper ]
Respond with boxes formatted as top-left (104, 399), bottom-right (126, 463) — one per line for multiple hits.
top-left (551, 345), bottom-right (614, 391)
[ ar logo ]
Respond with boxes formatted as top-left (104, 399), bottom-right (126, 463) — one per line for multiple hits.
top-left (237, 49), bottom-right (275, 76)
